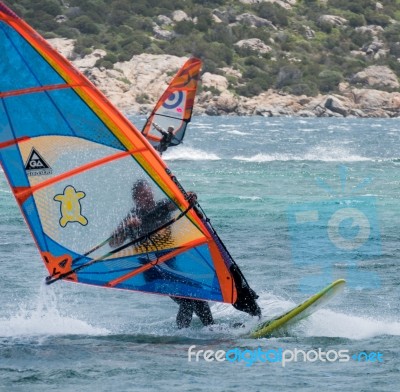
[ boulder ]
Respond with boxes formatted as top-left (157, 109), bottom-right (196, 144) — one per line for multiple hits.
top-left (214, 91), bottom-right (238, 113)
top-left (318, 15), bottom-right (348, 27)
top-left (236, 13), bottom-right (276, 29)
top-left (201, 72), bottom-right (229, 91)
top-left (153, 24), bottom-right (176, 40)
top-left (351, 88), bottom-right (400, 116)
top-left (355, 25), bottom-right (384, 36)
top-left (324, 96), bottom-right (349, 116)
top-left (156, 15), bottom-right (173, 26)
top-left (47, 37), bottom-right (75, 59)
top-left (74, 49), bottom-right (107, 69)
top-left (239, 0), bottom-right (296, 10)
top-left (212, 9), bottom-right (237, 24)
top-left (352, 66), bottom-right (399, 89)
top-left (55, 15), bottom-right (68, 23)
top-left (171, 10), bottom-right (191, 22)
top-left (352, 88), bottom-right (393, 108)
top-left (303, 25), bottom-right (315, 39)
top-left (234, 38), bottom-right (272, 54)
top-left (205, 105), bottom-right (219, 116)
top-left (362, 39), bottom-right (385, 55)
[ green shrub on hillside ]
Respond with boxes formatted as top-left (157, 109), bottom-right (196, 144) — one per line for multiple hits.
top-left (318, 70), bottom-right (343, 92)
top-left (4, 0), bottom-right (400, 97)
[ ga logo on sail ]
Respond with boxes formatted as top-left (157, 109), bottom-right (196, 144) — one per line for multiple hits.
top-left (24, 148), bottom-right (53, 176)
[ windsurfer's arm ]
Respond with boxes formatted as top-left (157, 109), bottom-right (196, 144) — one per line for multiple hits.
top-left (160, 193), bottom-right (196, 213)
top-left (187, 191), bottom-right (197, 203)
top-left (109, 214), bottom-right (141, 248)
top-left (153, 123), bottom-right (167, 136)
top-left (187, 191), bottom-right (204, 218)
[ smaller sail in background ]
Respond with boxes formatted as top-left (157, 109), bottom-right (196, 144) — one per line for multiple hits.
top-left (141, 58), bottom-right (202, 152)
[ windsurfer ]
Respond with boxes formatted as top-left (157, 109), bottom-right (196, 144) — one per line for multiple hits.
top-left (109, 179), bottom-right (214, 328)
top-left (153, 123), bottom-right (174, 155)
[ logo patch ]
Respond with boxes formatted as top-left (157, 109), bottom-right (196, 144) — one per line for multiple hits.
top-left (54, 185), bottom-right (88, 227)
top-left (24, 148), bottom-right (52, 176)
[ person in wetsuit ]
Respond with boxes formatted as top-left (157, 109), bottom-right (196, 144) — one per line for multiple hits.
top-left (153, 124), bottom-right (174, 155)
top-left (109, 179), bottom-right (214, 328)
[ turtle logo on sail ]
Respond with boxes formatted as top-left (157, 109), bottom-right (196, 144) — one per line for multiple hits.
top-left (54, 185), bottom-right (88, 227)
top-left (24, 148), bottom-right (52, 176)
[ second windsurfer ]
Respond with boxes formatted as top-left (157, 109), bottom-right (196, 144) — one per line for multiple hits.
top-left (153, 123), bottom-right (174, 155)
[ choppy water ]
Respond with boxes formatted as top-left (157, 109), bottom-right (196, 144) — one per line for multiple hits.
top-left (1, 117), bottom-right (400, 391)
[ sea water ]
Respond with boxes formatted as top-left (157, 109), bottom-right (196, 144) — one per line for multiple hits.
top-left (0, 116), bottom-right (399, 391)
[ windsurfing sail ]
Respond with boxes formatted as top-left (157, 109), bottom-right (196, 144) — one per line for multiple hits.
top-left (141, 57), bottom-right (201, 149)
top-left (0, 2), bottom-right (240, 304)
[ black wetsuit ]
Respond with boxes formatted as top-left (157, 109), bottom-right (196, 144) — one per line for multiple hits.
top-left (118, 199), bottom-right (214, 328)
top-left (157, 131), bottom-right (174, 154)
top-left (172, 297), bottom-right (214, 328)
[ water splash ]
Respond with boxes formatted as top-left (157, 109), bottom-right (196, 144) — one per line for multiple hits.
top-left (163, 146), bottom-right (221, 161)
top-left (0, 283), bottom-right (109, 338)
top-left (249, 292), bottom-right (400, 340)
top-left (300, 309), bottom-right (400, 339)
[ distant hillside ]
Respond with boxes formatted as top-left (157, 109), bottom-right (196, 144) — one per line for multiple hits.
top-left (4, 0), bottom-right (400, 98)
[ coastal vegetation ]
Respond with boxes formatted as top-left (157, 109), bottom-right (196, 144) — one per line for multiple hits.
top-left (6, 0), bottom-right (400, 97)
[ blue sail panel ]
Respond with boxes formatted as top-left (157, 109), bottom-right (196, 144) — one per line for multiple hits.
top-left (0, 21), bottom-right (65, 92)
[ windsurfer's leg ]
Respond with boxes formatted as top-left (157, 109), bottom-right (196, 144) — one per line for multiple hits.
top-left (172, 297), bottom-right (194, 328)
top-left (192, 300), bottom-right (214, 326)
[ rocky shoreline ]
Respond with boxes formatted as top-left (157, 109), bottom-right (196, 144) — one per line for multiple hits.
top-left (49, 38), bottom-right (400, 118)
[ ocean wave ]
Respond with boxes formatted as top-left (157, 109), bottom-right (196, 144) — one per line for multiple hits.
top-left (227, 130), bottom-right (249, 136)
top-left (233, 146), bottom-right (372, 162)
top-left (190, 123), bottom-right (214, 129)
top-left (163, 146), bottom-right (221, 161)
top-left (238, 195), bottom-right (263, 201)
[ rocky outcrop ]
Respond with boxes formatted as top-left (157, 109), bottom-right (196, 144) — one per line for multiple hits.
top-left (212, 9), bottom-right (236, 24)
top-left (212, 10), bottom-right (276, 29)
top-left (361, 39), bottom-right (388, 60)
top-left (171, 10), bottom-right (191, 22)
top-left (47, 38), bottom-right (400, 118)
top-left (235, 13), bottom-right (277, 29)
top-left (303, 25), bottom-right (316, 39)
top-left (156, 15), bottom-right (173, 27)
top-left (352, 65), bottom-right (399, 89)
top-left (202, 72), bottom-right (229, 91)
top-left (318, 15), bottom-right (348, 27)
top-left (234, 38), bottom-right (272, 54)
top-left (355, 25), bottom-right (384, 36)
top-left (152, 24), bottom-right (176, 40)
top-left (239, 0), bottom-right (297, 9)
top-left (47, 37), bottom-right (75, 59)
top-left (324, 96), bottom-right (349, 116)
top-left (74, 49), bottom-right (107, 70)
